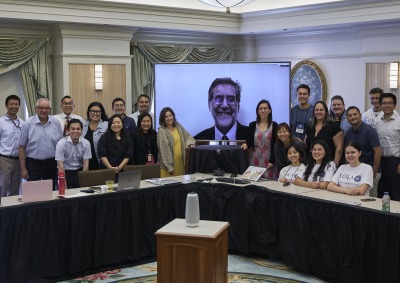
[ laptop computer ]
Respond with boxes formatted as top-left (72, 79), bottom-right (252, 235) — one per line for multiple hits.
top-left (117, 170), bottom-right (142, 191)
top-left (22, 179), bottom-right (53, 203)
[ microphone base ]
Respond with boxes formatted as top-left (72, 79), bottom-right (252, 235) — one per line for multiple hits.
top-left (213, 169), bottom-right (225, 176)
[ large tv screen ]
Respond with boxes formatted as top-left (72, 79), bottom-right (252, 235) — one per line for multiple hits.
top-left (154, 62), bottom-right (291, 139)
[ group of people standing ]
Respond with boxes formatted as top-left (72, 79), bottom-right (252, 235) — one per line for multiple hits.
top-left (245, 84), bottom-right (399, 200)
top-left (0, 93), bottom-right (195, 196)
top-left (0, 81), bottom-right (398, 202)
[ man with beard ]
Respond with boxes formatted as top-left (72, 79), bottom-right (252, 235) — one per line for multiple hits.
top-left (194, 77), bottom-right (248, 143)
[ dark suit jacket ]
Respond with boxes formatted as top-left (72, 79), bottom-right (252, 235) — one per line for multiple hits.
top-left (194, 122), bottom-right (249, 141)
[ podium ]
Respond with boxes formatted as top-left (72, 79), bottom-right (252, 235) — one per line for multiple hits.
top-left (155, 218), bottom-right (229, 283)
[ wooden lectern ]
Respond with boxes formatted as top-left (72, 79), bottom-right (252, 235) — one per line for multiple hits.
top-left (155, 218), bottom-right (229, 283)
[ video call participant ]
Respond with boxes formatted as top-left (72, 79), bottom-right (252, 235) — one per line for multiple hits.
top-left (19, 98), bottom-right (63, 189)
top-left (290, 84), bottom-right (313, 141)
top-left (53, 96), bottom-right (84, 137)
top-left (0, 95), bottom-right (25, 196)
top-left (374, 93), bottom-right (400, 200)
top-left (194, 77), bottom-right (249, 143)
top-left (129, 94), bottom-right (154, 125)
top-left (55, 119), bottom-right (91, 189)
top-left (112, 97), bottom-right (136, 135)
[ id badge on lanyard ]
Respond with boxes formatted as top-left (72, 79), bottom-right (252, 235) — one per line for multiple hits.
top-left (295, 122), bottom-right (305, 134)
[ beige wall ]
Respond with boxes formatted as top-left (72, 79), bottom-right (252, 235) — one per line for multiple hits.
top-left (69, 64), bottom-right (126, 119)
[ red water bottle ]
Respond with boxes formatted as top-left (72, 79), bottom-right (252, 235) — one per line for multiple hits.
top-left (58, 171), bottom-right (65, 195)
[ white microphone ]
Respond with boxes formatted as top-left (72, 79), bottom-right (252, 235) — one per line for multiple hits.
top-left (185, 192), bottom-right (200, 227)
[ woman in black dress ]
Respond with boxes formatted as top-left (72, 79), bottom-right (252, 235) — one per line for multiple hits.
top-left (130, 113), bottom-right (158, 165)
top-left (305, 101), bottom-right (343, 166)
top-left (97, 114), bottom-right (133, 174)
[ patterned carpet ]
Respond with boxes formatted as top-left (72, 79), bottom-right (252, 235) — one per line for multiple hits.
top-left (62, 255), bottom-right (327, 283)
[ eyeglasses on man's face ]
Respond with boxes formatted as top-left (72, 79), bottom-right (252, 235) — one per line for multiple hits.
top-left (381, 101), bottom-right (394, 106)
top-left (212, 95), bottom-right (236, 105)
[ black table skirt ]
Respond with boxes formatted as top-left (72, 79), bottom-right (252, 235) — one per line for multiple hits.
top-left (1, 183), bottom-right (400, 283)
top-left (188, 145), bottom-right (249, 174)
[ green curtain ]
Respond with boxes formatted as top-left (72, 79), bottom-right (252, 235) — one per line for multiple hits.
top-left (131, 43), bottom-right (233, 111)
top-left (0, 38), bottom-right (50, 116)
top-left (19, 43), bottom-right (51, 115)
top-left (0, 38), bottom-right (47, 75)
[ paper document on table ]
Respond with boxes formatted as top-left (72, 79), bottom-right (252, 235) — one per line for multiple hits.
top-left (241, 166), bottom-right (266, 181)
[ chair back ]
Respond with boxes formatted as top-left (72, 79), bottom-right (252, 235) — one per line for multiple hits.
top-left (78, 169), bottom-right (116, 187)
top-left (124, 164), bottom-right (160, 179)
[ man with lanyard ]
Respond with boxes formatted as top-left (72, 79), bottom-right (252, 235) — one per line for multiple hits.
top-left (55, 119), bottom-right (91, 189)
top-left (290, 84), bottom-right (313, 141)
top-left (19, 98), bottom-right (63, 189)
top-left (344, 106), bottom-right (381, 197)
top-left (112, 97), bottom-right (136, 135)
top-left (0, 95), bottom-right (25, 197)
top-left (53, 95), bottom-right (84, 137)
top-left (374, 93), bottom-right (400, 200)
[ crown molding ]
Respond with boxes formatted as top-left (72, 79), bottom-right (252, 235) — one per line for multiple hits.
top-left (0, 0), bottom-right (241, 34)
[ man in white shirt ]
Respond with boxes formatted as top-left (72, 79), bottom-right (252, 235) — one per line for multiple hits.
top-left (374, 93), bottom-right (400, 200)
top-left (362, 87), bottom-right (398, 126)
top-left (56, 119), bottom-right (91, 189)
top-left (0, 95), bottom-right (25, 196)
top-left (53, 96), bottom-right (84, 136)
top-left (129, 94), bottom-right (154, 125)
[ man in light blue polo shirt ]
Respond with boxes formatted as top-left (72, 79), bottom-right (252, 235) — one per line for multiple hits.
top-left (0, 95), bottom-right (25, 196)
top-left (19, 98), bottom-right (63, 189)
top-left (56, 119), bottom-right (91, 189)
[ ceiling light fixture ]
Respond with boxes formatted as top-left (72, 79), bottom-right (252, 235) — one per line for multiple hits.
top-left (199, 0), bottom-right (256, 14)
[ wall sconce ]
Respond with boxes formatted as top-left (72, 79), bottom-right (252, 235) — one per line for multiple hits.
top-left (390, 62), bottom-right (398, 89)
top-left (95, 64), bottom-right (103, 90)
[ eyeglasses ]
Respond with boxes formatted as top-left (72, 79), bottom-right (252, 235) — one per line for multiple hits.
top-left (113, 104), bottom-right (125, 108)
top-left (89, 110), bottom-right (102, 114)
top-left (62, 102), bottom-right (74, 106)
top-left (381, 102), bottom-right (394, 106)
top-left (37, 106), bottom-right (51, 111)
top-left (212, 95), bottom-right (236, 105)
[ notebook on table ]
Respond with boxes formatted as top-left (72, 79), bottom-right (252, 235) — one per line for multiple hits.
top-left (117, 170), bottom-right (142, 191)
top-left (22, 179), bottom-right (53, 203)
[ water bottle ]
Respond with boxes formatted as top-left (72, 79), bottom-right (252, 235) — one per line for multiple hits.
top-left (58, 171), bottom-right (65, 195)
top-left (382, 192), bottom-right (390, 212)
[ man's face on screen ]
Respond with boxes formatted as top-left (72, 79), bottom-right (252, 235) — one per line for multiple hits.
top-left (209, 84), bottom-right (238, 134)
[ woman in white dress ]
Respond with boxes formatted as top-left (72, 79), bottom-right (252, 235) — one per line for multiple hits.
top-left (278, 141), bottom-right (306, 183)
top-left (327, 141), bottom-right (373, 196)
top-left (294, 140), bottom-right (336, 189)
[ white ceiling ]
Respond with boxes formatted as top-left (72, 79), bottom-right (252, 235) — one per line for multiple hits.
top-left (99, 0), bottom-right (345, 13)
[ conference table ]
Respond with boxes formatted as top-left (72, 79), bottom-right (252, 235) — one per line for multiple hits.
top-left (1, 174), bottom-right (400, 283)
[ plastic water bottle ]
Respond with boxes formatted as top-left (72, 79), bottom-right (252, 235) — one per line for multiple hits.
top-left (382, 192), bottom-right (390, 212)
top-left (58, 171), bottom-right (65, 195)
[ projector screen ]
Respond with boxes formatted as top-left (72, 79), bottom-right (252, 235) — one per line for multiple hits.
top-left (154, 62), bottom-right (291, 137)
